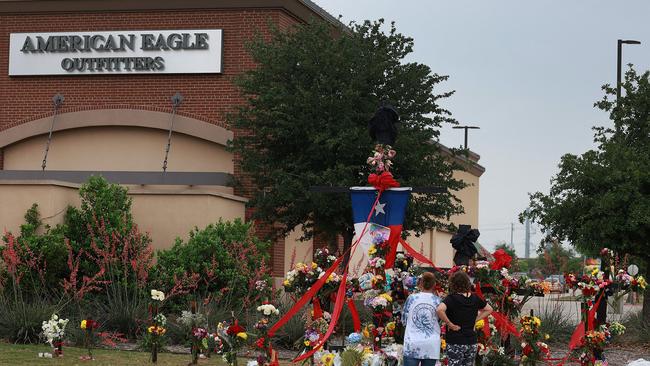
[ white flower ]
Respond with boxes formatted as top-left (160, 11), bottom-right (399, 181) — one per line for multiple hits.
top-left (151, 289), bottom-right (165, 301)
top-left (247, 361), bottom-right (259, 366)
top-left (498, 347), bottom-right (505, 355)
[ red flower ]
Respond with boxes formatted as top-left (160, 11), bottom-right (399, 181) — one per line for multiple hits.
top-left (490, 249), bottom-right (512, 270)
top-left (227, 320), bottom-right (245, 336)
top-left (256, 337), bottom-right (266, 349)
top-left (523, 344), bottom-right (533, 356)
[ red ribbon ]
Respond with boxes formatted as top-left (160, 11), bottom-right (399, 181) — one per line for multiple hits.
top-left (367, 171), bottom-right (400, 191)
top-left (294, 273), bottom-right (348, 362)
top-left (312, 297), bottom-right (323, 320)
top-left (268, 191), bottom-right (383, 339)
top-left (267, 256), bottom-right (343, 338)
top-left (347, 299), bottom-right (361, 332)
top-left (384, 227), bottom-right (402, 269)
top-left (398, 238), bottom-right (446, 274)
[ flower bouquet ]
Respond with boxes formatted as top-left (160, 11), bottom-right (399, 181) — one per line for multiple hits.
top-left (216, 320), bottom-right (249, 366)
top-left (79, 318), bottom-right (98, 361)
top-left (41, 314), bottom-right (69, 357)
top-left (179, 306), bottom-right (208, 365)
top-left (253, 302), bottom-right (280, 366)
top-left (147, 289), bottom-right (166, 363)
top-left (519, 315), bottom-right (551, 366)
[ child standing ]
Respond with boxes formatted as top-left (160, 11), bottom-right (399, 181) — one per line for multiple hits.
top-left (402, 272), bottom-right (441, 366)
top-left (436, 271), bottom-right (493, 366)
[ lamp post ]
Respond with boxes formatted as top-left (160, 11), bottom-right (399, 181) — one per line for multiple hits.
top-left (452, 125), bottom-right (480, 150)
top-left (617, 39), bottom-right (641, 101)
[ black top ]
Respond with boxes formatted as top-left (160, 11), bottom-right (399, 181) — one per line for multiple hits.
top-left (442, 293), bottom-right (487, 345)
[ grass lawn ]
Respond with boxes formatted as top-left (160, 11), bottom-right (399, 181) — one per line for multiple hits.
top-left (0, 342), bottom-right (232, 366)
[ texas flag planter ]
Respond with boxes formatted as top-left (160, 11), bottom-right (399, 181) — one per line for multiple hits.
top-left (349, 187), bottom-right (411, 274)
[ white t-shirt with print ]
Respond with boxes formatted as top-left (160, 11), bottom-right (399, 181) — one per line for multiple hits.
top-left (401, 292), bottom-right (442, 360)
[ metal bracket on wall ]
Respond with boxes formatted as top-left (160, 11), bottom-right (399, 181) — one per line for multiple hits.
top-left (41, 93), bottom-right (64, 171)
top-left (162, 92), bottom-right (184, 172)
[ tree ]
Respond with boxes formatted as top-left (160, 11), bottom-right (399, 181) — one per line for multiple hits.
top-left (521, 68), bottom-right (650, 321)
top-left (229, 19), bottom-right (467, 252)
top-left (534, 240), bottom-right (581, 277)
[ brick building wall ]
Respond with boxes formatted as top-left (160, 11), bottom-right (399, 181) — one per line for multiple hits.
top-left (0, 7), bottom-right (308, 276)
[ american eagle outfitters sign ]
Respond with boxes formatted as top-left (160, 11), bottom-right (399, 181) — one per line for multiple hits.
top-left (8, 29), bottom-right (223, 76)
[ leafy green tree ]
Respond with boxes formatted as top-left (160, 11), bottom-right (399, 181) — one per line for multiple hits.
top-left (229, 19), bottom-right (467, 251)
top-left (534, 240), bottom-right (581, 277)
top-left (522, 68), bottom-right (650, 321)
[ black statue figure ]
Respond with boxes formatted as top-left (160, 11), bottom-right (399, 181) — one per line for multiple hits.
top-left (368, 102), bottom-right (399, 146)
top-left (450, 224), bottom-right (480, 266)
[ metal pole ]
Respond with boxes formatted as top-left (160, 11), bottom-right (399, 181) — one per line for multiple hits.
top-left (510, 223), bottom-right (514, 248)
top-left (41, 93), bottom-right (64, 171)
top-left (162, 92), bottom-right (183, 172)
top-left (617, 39), bottom-right (622, 101)
top-left (524, 209), bottom-right (531, 259)
top-left (464, 128), bottom-right (468, 150)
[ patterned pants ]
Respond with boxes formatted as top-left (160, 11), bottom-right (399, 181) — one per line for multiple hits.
top-left (446, 344), bottom-right (477, 366)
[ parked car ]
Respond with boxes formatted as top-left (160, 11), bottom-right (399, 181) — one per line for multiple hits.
top-left (544, 274), bottom-right (566, 293)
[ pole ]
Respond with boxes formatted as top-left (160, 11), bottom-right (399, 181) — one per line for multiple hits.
top-left (162, 92), bottom-right (183, 172)
top-left (524, 209), bottom-right (531, 259)
top-left (617, 39), bottom-right (622, 101)
top-left (463, 128), bottom-right (468, 150)
top-left (41, 93), bottom-right (64, 171)
top-left (510, 222), bottom-right (514, 248)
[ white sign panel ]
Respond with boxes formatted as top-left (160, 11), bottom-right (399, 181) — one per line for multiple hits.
top-left (9, 29), bottom-right (223, 76)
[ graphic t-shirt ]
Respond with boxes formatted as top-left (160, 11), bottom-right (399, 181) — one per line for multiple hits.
top-left (442, 293), bottom-right (487, 345)
top-left (401, 292), bottom-right (442, 360)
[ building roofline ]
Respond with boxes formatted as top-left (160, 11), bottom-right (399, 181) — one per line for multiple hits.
top-left (0, 0), bottom-right (345, 28)
top-left (436, 142), bottom-right (486, 177)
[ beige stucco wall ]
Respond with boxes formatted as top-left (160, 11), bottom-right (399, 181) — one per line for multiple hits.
top-left (0, 182), bottom-right (246, 250)
top-left (283, 225), bottom-right (314, 273)
top-left (3, 126), bottom-right (233, 174)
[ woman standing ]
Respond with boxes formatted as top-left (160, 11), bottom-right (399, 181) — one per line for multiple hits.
top-left (401, 272), bottom-right (441, 366)
top-left (436, 271), bottom-right (493, 366)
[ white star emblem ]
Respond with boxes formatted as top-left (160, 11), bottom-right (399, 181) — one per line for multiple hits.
top-left (374, 202), bottom-right (386, 216)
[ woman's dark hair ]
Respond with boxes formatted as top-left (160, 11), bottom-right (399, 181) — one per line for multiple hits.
top-left (449, 271), bottom-right (473, 294)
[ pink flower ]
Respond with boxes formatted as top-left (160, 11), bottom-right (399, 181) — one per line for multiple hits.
top-left (388, 150), bottom-right (396, 158)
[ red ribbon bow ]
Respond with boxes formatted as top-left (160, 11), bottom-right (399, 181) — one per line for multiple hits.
top-left (368, 172), bottom-right (400, 191)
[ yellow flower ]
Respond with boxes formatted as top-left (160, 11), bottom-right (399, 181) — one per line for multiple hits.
top-left (236, 332), bottom-right (248, 340)
top-left (283, 279), bottom-right (290, 286)
top-left (321, 353), bottom-right (334, 366)
top-left (379, 293), bottom-right (393, 302)
top-left (311, 262), bottom-right (318, 270)
top-left (368, 245), bottom-right (377, 255)
top-left (441, 339), bottom-right (446, 350)
top-left (362, 327), bottom-right (370, 338)
top-left (385, 322), bottom-right (396, 332)
top-left (592, 267), bottom-right (599, 276)
top-left (545, 334), bottom-right (550, 340)
top-left (304, 340), bottom-right (311, 346)
top-left (80, 320), bottom-right (87, 329)
top-left (533, 317), bottom-right (541, 327)
top-left (475, 319), bottom-right (485, 330)
top-left (638, 276), bottom-right (647, 290)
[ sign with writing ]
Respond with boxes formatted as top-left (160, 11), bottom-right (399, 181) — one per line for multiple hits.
top-left (9, 29), bottom-right (223, 76)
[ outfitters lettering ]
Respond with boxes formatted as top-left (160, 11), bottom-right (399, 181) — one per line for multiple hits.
top-left (19, 32), bottom-right (210, 73)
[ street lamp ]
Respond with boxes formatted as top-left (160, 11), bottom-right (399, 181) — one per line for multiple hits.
top-left (617, 39), bottom-right (641, 101)
top-left (452, 125), bottom-right (480, 150)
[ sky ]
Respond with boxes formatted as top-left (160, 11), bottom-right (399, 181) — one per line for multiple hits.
top-left (316, 0), bottom-right (650, 256)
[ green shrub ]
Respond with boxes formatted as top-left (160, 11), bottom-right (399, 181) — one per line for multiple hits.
top-left (0, 296), bottom-right (59, 343)
top-left (152, 219), bottom-right (271, 310)
top-left (622, 309), bottom-right (650, 343)
top-left (535, 298), bottom-right (575, 343)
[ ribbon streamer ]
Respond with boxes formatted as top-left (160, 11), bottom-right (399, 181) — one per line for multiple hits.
top-left (268, 191), bottom-right (383, 339)
top-left (294, 273), bottom-right (349, 362)
top-left (347, 299), bottom-right (361, 332)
